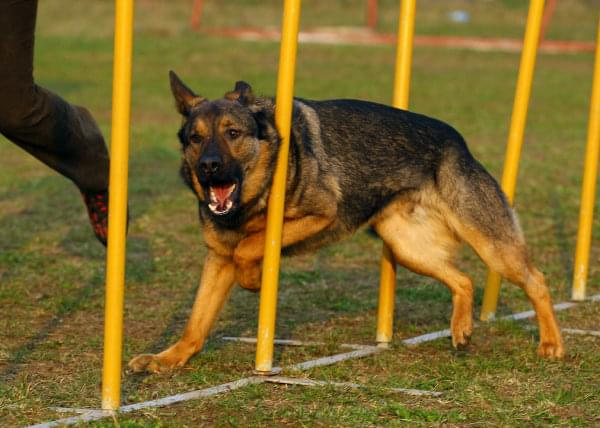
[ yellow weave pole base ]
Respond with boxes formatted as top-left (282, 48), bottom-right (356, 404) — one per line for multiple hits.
top-left (572, 18), bottom-right (600, 301)
top-left (480, 0), bottom-right (545, 321)
top-left (376, 0), bottom-right (416, 346)
top-left (255, 0), bottom-right (301, 375)
top-left (101, 0), bottom-right (134, 410)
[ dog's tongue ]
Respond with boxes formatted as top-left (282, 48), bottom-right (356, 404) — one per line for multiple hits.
top-left (213, 184), bottom-right (234, 205)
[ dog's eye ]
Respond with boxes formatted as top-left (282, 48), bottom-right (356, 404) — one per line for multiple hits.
top-left (189, 134), bottom-right (202, 144)
top-left (227, 129), bottom-right (241, 139)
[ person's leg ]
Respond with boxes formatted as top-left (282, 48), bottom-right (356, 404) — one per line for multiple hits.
top-left (0, 0), bottom-right (111, 244)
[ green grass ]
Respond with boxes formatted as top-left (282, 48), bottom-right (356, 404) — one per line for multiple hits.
top-left (1, 0), bottom-right (600, 426)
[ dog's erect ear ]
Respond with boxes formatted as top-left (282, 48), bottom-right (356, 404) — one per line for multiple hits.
top-left (169, 70), bottom-right (206, 116)
top-left (252, 108), bottom-right (279, 142)
top-left (224, 81), bottom-right (255, 106)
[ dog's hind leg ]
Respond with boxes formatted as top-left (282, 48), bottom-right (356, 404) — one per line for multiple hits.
top-left (128, 251), bottom-right (236, 373)
top-left (437, 153), bottom-right (563, 357)
top-left (456, 225), bottom-right (564, 358)
top-left (373, 200), bottom-right (473, 348)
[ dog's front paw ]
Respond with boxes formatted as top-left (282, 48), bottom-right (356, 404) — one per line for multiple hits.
top-left (451, 326), bottom-right (472, 350)
top-left (128, 343), bottom-right (193, 373)
top-left (128, 353), bottom-right (187, 373)
top-left (450, 304), bottom-right (473, 349)
top-left (537, 341), bottom-right (564, 359)
top-left (128, 354), bottom-right (169, 373)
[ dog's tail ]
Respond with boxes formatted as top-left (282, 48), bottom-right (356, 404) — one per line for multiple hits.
top-left (435, 139), bottom-right (524, 246)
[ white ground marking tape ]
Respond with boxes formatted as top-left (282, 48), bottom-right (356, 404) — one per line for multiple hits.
top-left (50, 407), bottom-right (111, 415)
top-left (500, 301), bottom-right (578, 321)
top-left (397, 301), bottom-right (581, 346)
top-left (29, 293), bottom-right (600, 427)
top-left (265, 375), bottom-right (443, 397)
top-left (222, 336), bottom-right (376, 350)
top-left (222, 336), bottom-right (325, 347)
top-left (562, 328), bottom-right (600, 337)
top-left (289, 346), bottom-right (382, 371)
top-left (401, 329), bottom-right (452, 346)
top-left (29, 410), bottom-right (114, 427)
top-left (29, 377), bottom-right (266, 428)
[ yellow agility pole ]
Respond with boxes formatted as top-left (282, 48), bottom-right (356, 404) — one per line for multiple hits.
top-left (376, 0), bottom-right (416, 347)
top-left (572, 18), bottom-right (600, 301)
top-left (102, 0), bottom-right (134, 410)
top-left (255, 0), bottom-right (301, 374)
top-left (480, 0), bottom-right (545, 321)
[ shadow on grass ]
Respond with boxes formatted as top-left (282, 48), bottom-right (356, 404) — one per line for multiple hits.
top-left (0, 177), bottom-right (160, 383)
top-left (549, 189), bottom-right (574, 281)
top-left (0, 180), bottom-right (93, 381)
top-left (0, 268), bottom-right (104, 382)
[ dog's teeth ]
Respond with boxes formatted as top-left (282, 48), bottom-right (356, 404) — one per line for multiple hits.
top-left (224, 184), bottom-right (236, 198)
top-left (208, 200), bottom-right (233, 215)
top-left (207, 184), bottom-right (236, 215)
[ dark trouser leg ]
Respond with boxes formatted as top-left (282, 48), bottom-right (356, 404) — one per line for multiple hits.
top-left (0, 0), bottom-right (109, 192)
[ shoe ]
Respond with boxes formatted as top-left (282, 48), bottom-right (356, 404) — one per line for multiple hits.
top-left (81, 189), bottom-right (109, 246)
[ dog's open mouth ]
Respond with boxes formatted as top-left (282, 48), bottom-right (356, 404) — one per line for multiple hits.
top-left (208, 182), bottom-right (237, 215)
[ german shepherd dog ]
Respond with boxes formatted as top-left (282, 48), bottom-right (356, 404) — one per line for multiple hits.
top-left (128, 71), bottom-right (563, 373)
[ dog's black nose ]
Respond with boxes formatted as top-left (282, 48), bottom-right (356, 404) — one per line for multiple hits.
top-left (199, 155), bottom-right (222, 175)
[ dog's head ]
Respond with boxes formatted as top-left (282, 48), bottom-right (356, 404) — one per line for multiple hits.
top-left (169, 71), bottom-right (279, 223)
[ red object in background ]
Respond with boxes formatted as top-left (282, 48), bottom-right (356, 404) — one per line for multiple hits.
top-left (190, 0), bottom-right (203, 31)
top-left (191, 0), bottom-right (380, 32)
top-left (540, 0), bottom-right (557, 43)
top-left (367, 0), bottom-right (378, 31)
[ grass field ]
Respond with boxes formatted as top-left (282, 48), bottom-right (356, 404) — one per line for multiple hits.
top-left (1, 0), bottom-right (600, 426)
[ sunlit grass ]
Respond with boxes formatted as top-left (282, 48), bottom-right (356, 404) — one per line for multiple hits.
top-left (1, 0), bottom-right (599, 425)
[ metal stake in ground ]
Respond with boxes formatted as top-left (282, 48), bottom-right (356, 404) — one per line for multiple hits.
top-left (480, 0), bottom-right (545, 321)
top-left (102, 0), bottom-right (134, 411)
top-left (572, 17), bottom-right (600, 301)
top-left (376, 0), bottom-right (416, 347)
top-left (254, 0), bottom-right (302, 375)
